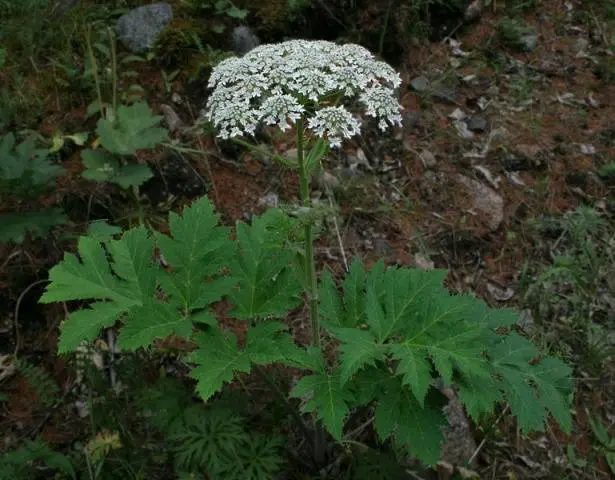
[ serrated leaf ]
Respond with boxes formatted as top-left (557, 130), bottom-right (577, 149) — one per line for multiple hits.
top-left (156, 196), bottom-right (234, 311)
top-left (341, 258), bottom-right (366, 327)
top-left (329, 326), bottom-right (382, 386)
top-left (490, 333), bottom-right (573, 433)
top-left (244, 321), bottom-right (300, 365)
top-left (0, 209), bottom-right (67, 243)
top-left (347, 366), bottom-right (390, 405)
top-left (40, 228), bottom-right (155, 352)
top-left (57, 302), bottom-right (127, 353)
top-left (118, 301), bottom-right (193, 350)
top-left (290, 372), bottom-right (354, 440)
top-left (388, 343), bottom-right (432, 406)
top-left (456, 372), bottom-right (502, 421)
top-left (188, 330), bottom-right (251, 402)
top-left (374, 378), bottom-right (446, 466)
top-left (96, 101), bottom-right (169, 155)
top-left (229, 209), bottom-right (302, 319)
top-left (319, 268), bottom-right (342, 329)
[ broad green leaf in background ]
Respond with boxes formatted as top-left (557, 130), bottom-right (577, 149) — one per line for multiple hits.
top-left (81, 149), bottom-right (153, 189)
top-left (96, 101), bottom-right (169, 155)
top-left (229, 209), bottom-right (302, 320)
top-left (0, 209), bottom-right (67, 243)
top-left (0, 133), bottom-right (65, 195)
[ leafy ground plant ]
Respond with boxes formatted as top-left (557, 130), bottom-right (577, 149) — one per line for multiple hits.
top-left (0, 132), bottom-right (67, 243)
top-left (40, 39), bottom-right (574, 474)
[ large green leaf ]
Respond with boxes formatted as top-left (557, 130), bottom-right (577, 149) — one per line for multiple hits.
top-left (156, 196), bottom-right (234, 311)
top-left (228, 209), bottom-right (302, 320)
top-left (96, 101), bottom-right (169, 155)
top-left (490, 333), bottom-right (573, 433)
top-left (40, 227), bottom-right (155, 352)
top-left (188, 329), bottom-right (251, 402)
top-left (374, 378), bottom-right (447, 466)
top-left (40, 196), bottom-right (237, 353)
top-left (290, 371), bottom-right (354, 441)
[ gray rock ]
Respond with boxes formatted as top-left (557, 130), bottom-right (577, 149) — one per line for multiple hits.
top-left (257, 192), bottom-right (279, 209)
top-left (456, 174), bottom-right (504, 231)
top-left (466, 115), bottom-right (488, 132)
top-left (410, 76), bottom-right (430, 92)
top-left (116, 3), bottom-right (173, 53)
top-left (231, 26), bottom-right (260, 56)
top-left (419, 149), bottom-right (437, 168)
top-left (160, 104), bottom-right (184, 133)
top-left (519, 34), bottom-right (538, 52)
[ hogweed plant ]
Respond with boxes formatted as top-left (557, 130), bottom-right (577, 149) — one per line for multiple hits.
top-left (40, 40), bottom-right (573, 472)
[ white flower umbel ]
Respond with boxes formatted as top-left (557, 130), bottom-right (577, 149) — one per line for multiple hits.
top-left (203, 39), bottom-right (402, 147)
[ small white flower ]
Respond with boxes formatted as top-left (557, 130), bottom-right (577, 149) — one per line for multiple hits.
top-left (204, 39), bottom-right (403, 148)
top-left (259, 94), bottom-right (305, 131)
top-left (308, 106), bottom-right (361, 148)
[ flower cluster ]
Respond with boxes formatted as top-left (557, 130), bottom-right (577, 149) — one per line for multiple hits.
top-left (203, 39), bottom-right (403, 147)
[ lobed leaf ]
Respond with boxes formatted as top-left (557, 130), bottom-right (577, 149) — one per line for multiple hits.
top-left (290, 371), bottom-right (354, 441)
top-left (229, 209), bottom-right (302, 320)
top-left (96, 101), bottom-right (169, 155)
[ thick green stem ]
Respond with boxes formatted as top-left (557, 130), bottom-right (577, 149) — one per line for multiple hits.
top-left (296, 117), bottom-right (325, 462)
top-left (296, 118), bottom-right (320, 349)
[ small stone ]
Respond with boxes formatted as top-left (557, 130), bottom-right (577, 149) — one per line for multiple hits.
top-left (456, 174), bottom-right (504, 231)
top-left (486, 282), bottom-right (515, 301)
top-left (257, 192), bottom-right (279, 209)
top-left (575, 37), bottom-right (589, 54)
top-left (284, 148), bottom-right (297, 160)
top-left (410, 76), bottom-right (429, 92)
top-left (587, 93), bottom-right (601, 108)
top-left (231, 26), bottom-right (260, 56)
top-left (466, 115), bottom-right (488, 132)
top-left (316, 171), bottom-right (340, 191)
top-left (116, 3), bottom-right (173, 53)
top-left (160, 104), bottom-right (184, 133)
top-left (579, 144), bottom-right (596, 155)
top-left (519, 34), bottom-right (538, 52)
top-left (414, 253), bottom-right (435, 270)
top-left (419, 149), bottom-right (437, 168)
top-left (464, 0), bottom-right (483, 22)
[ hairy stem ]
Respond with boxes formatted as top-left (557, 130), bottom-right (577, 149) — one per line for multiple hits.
top-left (296, 117), bottom-right (326, 463)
